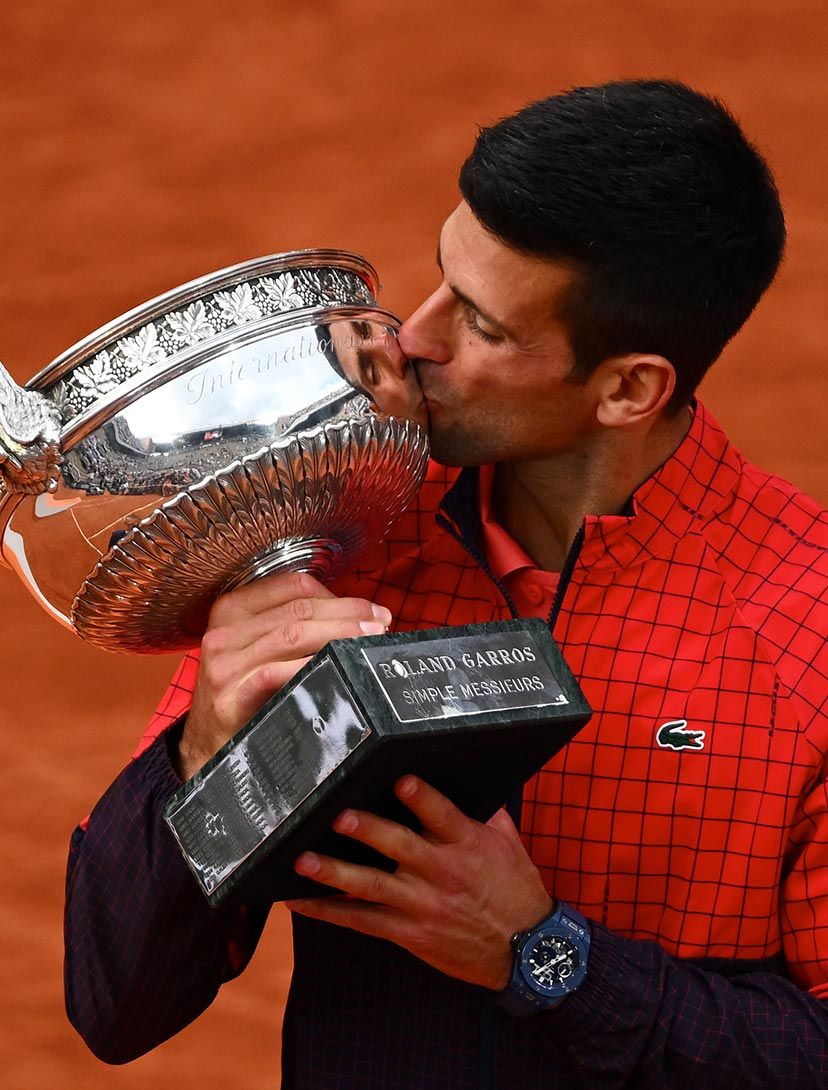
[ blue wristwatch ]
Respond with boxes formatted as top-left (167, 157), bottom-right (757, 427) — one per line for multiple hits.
top-left (496, 901), bottom-right (591, 1016)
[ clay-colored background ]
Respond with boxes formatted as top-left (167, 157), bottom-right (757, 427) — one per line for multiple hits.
top-left (0, 2), bottom-right (825, 1087)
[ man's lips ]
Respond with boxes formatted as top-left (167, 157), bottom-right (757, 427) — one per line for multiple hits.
top-left (409, 360), bottom-right (444, 416)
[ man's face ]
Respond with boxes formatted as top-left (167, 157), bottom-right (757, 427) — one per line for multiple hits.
top-left (398, 201), bottom-right (597, 466)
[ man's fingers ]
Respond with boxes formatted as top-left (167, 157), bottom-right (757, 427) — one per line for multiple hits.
top-left (209, 571), bottom-right (334, 626)
top-left (394, 776), bottom-right (472, 844)
top-left (202, 597), bottom-right (392, 654)
top-left (242, 614), bottom-right (388, 670)
top-left (331, 808), bottom-right (432, 870)
top-left (293, 851), bottom-right (411, 910)
top-left (486, 807), bottom-right (521, 840)
top-left (242, 596), bottom-right (391, 648)
top-left (204, 589), bottom-right (391, 655)
top-left (286, 895), bottom-right (401, 943)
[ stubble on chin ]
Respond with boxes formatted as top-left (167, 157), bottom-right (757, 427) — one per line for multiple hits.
top-left (427, 420), bottom-right (500, 468)
top-left (413, 363), bottom-right (507, 466)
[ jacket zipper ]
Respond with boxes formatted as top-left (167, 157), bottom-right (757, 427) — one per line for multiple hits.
top-left (547, 523), bottom-right (585, 632)
top-left (435, 512), bottom-right (586, 634)
top-left (436, 508), bottom-right (586, 1090)
top-left (435, 512), bottom-right (522, 620)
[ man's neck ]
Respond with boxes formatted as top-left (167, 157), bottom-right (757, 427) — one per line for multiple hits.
top-left (491, 409), bottom-right (692, 572)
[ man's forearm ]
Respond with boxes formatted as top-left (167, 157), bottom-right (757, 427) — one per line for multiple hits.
top-left (64, 730), bottom-right (268, 1064)
top-left (543, 922), bottom-right (828, 1088)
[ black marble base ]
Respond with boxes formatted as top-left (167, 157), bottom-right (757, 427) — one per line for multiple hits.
top-left (164, 618), bottom-right (592, 906)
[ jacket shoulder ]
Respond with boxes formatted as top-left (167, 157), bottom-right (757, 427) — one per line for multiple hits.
top-left (704, 456), bottom-right (827, 584)
top-left (700, 458), bottom-right (827, 727)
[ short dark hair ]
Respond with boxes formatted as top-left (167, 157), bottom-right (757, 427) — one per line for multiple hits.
top-left (459, 80), bottom-right (785, 413)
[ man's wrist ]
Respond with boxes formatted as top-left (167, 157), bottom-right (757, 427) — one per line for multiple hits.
top-left (158, 718), bottom-right (186, 782)
top-left (166, 716), bottom-right (209, 782)
top-left (491, 895), bottom-right (556, 990)
top-left (175, 708), bottom-right (226, 781)
top-left (176, 736), bottom-right (209, 781)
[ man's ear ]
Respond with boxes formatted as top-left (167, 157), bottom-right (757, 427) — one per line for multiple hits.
top-left (593, 354), bottom-right (676, 427)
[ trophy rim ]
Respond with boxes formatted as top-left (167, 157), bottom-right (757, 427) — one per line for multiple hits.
top-left (27, 249), bottom-right (380, 392)
top-left (54, 302), bottom-right (402, 452)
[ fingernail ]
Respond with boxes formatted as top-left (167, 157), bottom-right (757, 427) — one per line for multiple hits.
top-left (371, 604), bottom-right (393, 625)
top-left (336, 810), bottom-right (358, 833)
top-left (295, 852), bottom-right (320, 875)
top-left (398, 776), bottom-right (417, 797)
top-left (360, 620), bottom-right (386, 635)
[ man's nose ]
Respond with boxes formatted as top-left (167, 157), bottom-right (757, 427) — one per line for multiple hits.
top-left (358, 325), bottom-right (425, 421)
top-left (399, 287), bottom-right (451, 364)
top-left (370, 328), bottom-right (410, 383)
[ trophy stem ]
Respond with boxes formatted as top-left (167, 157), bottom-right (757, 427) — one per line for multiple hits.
top-left (221, 537), bottom-right (345, 595)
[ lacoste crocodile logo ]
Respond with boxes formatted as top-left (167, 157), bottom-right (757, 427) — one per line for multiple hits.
top-left (656, 719), bottom-right (706, 751)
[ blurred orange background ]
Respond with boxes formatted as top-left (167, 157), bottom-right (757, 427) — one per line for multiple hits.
top-left (0, 2), bottom-right (825, 1087)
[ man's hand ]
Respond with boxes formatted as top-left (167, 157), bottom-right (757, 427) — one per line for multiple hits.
top-left (178, 571), bottom-right (391, 780)
top-left (287, 775), bottom-right (553, 991)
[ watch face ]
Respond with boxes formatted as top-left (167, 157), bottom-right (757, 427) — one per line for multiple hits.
top-left (525, 934), bottom-right (580, 994)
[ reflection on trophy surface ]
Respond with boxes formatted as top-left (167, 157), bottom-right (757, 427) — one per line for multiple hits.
top-left (0, 251), bottom-right (431, 652)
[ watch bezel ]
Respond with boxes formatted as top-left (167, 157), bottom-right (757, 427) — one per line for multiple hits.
top-left (512, 905), bottom-right (590, 1000)
top-left (519, 931), bottom-right (583, 997)
top-left (497, 903), bottom-right (591, 1017)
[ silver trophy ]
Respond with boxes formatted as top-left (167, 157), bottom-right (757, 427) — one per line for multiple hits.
top-left (0, 251), bottom-right (430, 652)
top-left (0, 251), bottom-right (591, 905)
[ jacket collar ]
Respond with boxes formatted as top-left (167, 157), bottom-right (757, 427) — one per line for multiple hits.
top-left (438, 401), bottom-right (744, 573)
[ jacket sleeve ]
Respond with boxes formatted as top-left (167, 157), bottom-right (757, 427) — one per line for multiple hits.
top-left (541, 766), bottom-right (828, 1089)
top-left (538, 922), bottom-right (828, 1088)
top-left (64, 655), bottom-right (270, 1065)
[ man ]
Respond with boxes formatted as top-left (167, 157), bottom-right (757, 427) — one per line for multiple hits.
top-left (65, 80), bottom-right (828, 1087)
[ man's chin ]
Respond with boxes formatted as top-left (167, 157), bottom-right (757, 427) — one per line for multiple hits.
top-left (427, 427), bottom-right (490, 468)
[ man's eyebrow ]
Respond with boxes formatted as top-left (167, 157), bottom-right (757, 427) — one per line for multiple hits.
top-left (436, 241), bottom-right (514, 338)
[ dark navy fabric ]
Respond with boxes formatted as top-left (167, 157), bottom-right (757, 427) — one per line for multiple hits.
top-left (65, 729), bottom-right (828, 1086)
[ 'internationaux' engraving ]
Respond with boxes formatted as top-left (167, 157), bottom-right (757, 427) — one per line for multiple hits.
top-left (183, 330), bottom-right (373, 407)
top-left (46, 268), bottom-right (374, 421)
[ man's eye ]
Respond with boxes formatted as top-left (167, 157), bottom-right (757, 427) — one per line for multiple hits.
top-left (465, 308), bottom-right (501, 344)
top-left (357, 349), bottom-right (379, 386)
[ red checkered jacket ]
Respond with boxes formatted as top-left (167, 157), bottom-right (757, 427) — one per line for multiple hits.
top-left (65, 401), bottom-right (828, 1087)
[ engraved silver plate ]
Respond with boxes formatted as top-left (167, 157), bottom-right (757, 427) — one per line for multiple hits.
top-left (165, 657), bottom-right (371, 895)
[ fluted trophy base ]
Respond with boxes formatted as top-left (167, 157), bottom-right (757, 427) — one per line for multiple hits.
top-left (70, 414), bottom-right (427, 653)
top-left (222, 537), bottom-right (344, 594)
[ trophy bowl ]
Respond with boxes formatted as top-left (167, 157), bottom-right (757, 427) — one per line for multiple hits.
top-left (0, 251), bottom-right (430, 653)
